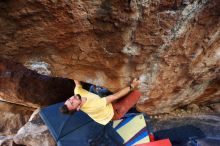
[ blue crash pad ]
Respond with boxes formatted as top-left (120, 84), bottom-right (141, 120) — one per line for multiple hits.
top-left (39, 102), bottom-right (123, 146)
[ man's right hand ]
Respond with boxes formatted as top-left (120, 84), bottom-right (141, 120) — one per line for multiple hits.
top-left (131, 78), bottom-right (141, 89)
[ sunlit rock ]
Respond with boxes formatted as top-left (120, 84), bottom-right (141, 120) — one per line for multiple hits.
top-left (0, 0), bottom-right (219, 114)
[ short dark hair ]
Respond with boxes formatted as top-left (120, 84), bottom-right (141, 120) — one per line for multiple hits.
top-left (59, 105), bottom-right (76, 115)
top-left (75, 94), bottom-right (81, 100)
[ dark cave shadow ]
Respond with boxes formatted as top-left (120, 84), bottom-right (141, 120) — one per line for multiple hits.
top-left (81, 81), bottom-right (113, 96)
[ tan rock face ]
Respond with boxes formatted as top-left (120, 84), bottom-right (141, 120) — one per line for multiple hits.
top-left (0, 135), bottom-right (14, 146)
top-left (0, 0), bottom-right (219, 114)
top-left (13, 114), bottom-right (55, 146)
top-left (0, 101), bottom-right (33, 137)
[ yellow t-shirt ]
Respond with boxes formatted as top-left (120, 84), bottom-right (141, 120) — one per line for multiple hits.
top-left (74, 85), bottom-right (114, 125)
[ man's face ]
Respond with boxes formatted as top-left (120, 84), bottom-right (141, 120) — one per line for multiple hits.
top-left (64, 95), bottom-right (82, 111)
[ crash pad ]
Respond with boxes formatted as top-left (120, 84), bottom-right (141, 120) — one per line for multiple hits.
top-left (39, 102), bottom-right (123, 146)
top-left (113, 113), bottom-right (150, 146)
top-left (134, 139), bottom-right (172, 146)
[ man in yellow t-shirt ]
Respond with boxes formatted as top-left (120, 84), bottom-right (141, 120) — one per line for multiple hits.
top-left (60, 79), bottom-right (140, 125)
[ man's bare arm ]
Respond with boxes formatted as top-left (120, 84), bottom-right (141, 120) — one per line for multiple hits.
top-left (106, 78), bottom-right (140, 104)
top-left (74, 80), bottom-right (81, 86)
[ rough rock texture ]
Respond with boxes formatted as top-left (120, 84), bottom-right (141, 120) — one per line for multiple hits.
top-left (0, 0), bottom-right (220, 114)
top-left (0, 136), bottom-right (14, 146)
top-left (13, 114), bottom-right (55, 146)
top-left (0, 101), bottom-right (33, 136)
top-left (210, 103), bottom-right (220, 113)
top-left (0, 101), bottom-right (33, 146)
top-left (0, 58), bottom-right (75, 107)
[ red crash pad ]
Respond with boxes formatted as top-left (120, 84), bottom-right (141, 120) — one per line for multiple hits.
top-left (134, 139), bottom-right (172, 146)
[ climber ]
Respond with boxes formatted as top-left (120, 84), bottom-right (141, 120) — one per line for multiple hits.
top-left (60, 78), bottom-right (141, 125)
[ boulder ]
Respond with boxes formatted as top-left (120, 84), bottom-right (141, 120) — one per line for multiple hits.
top-left (0, 136), bottom-right (13, 146)
top-left (187, 104), bottom-right (200, 113)
top-left (211, 103), bottom-right (220, 113)
top-left (13, 114), bottom-right (55, 146)
top-left (0, 0), bottom-right (220, 114)
top-left (0, 101), bottom-right (33, 136)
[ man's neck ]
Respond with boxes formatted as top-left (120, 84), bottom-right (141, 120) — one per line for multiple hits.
top-left (80, 97), bottom-right (87, 106)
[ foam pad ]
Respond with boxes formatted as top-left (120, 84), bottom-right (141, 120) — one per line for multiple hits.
top-left (39, 102), bottom-right (123, 146)
top-left (113, 114), bottom-right (150, 146)
top-left (134, 139), bottom-right (172, 146)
